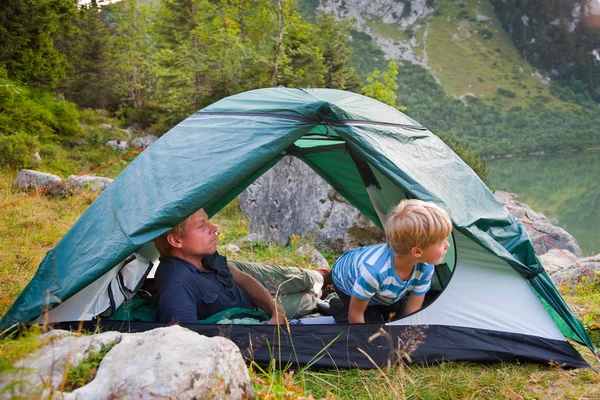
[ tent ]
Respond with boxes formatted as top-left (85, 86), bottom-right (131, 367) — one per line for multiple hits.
top-left (1, 88), bottom-right (595, 369)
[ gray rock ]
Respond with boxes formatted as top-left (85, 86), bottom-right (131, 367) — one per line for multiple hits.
top-left (12, 169), bottom-right (65, 196)
top-left (476, 13), bottom-right (490, 22)
top-left (1, 326), bottom-right (254, 400)
top-left (494, 191), bottom-right (583, 257)
top-left (221, 243), bottom-right (241, 254)
top-left (0, 330), bottom-right (121, 398)
top-left (106, 139), bottom-right (128, 150)
top-left (238, 232), bottom-right (267, 244)
top-left (296, 244), bottom-right (329, 268)
top-left (239, 156), bottom-right (384, 253)
top-left (538, 249), bottom-right (578, 274)
top-left (65, 175), bottom-right (113, 193)
top-left (99, 123), bottom-right (114, 130)
top-left (32, 152), bottom-right (42, 164)
top-left (343, 213), bottom-right (386, 252)
top-left (550, 254), bottom-right (600, 286)
top-left (131, 135), bottom-right (157, 149)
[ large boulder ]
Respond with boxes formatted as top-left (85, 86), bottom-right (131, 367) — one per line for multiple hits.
top-left (239, 156), bottom-right (384, 253)
top-left (0, 326), bottom-right (254, 400)
top-left (538, 249), bottom-right (578, 274)
top-left (12, 169), bottom-right (65, 196)
top-left (550, 253), bottom-right (600, 286)
top-left (493, 191), bottom-right (583, 257)
top-left (131, 135), bottom-right (157, 149)
top-left (65, 175), bottom-right (113, 193)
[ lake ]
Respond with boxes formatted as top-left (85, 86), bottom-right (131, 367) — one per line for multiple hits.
top-left (487, 150), bottom-right (600, 257)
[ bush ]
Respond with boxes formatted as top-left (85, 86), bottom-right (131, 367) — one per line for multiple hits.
top-left (457, 10), bottom-right (470, 19)
top-left (497, 87), bottom-right (516, 98)
top-left (0, 133), bottom-right (40, 169)
top-left (480, 29), bottom-right (493, 39)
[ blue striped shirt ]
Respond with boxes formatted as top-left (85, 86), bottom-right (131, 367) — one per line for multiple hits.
top-left (332, 243), bottom-right (434, 305)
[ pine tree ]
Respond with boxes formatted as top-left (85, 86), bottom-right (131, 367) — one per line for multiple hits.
top-left (0, 0), bottom-right (77, 90)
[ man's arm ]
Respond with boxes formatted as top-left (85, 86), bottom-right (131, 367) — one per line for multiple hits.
top-left (403, 292), bottom-right (425, 316)
top-left (348, 296), bottom-right (369, 323)
top-left (228, 263), bottom-right (286, 325)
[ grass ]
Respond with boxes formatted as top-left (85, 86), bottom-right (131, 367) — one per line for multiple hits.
top-left (1, 166), bottom-right (599, 398)
top-left (362, 0), bottom-right (581, 111)
top-left (62, 343), bottom-right (115, 392)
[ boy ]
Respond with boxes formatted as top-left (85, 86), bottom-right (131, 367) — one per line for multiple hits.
top-left (331, 199), bottom-right (452, 323)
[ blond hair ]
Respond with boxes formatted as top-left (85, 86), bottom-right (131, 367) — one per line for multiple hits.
top-left (384, 199), bottom-right (452, 255)
top-left (153, 218), bottom-right (191, 257)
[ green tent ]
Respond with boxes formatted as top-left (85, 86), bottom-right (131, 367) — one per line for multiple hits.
top-left (1, 88), bottom-right (594, 368)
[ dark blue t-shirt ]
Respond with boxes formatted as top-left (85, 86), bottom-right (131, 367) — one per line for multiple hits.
top-left (154, 253), bottom-right (254, 324)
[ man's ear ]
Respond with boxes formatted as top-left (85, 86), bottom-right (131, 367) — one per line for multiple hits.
top-left (167, 232), bottom-right (182, 248)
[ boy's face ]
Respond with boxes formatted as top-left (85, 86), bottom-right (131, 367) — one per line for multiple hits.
top-left (171, 209), bottom-right (219, 259)
top-left (418, 238), bottom-right (450, 265)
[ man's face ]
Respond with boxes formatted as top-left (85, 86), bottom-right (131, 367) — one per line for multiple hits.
top-left (173, 209), bottom-right (219, 259)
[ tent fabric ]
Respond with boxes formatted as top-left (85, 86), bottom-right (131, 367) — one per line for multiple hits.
top-left (1, 88), bottom-right (594, 365)
top-left (54, 320), bottom-right (590, 370)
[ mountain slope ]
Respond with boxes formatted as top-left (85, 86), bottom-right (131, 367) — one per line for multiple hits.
top-left (305, 0), bottom-right (600, 155)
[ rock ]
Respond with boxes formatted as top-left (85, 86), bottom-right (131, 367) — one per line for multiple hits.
top-left (476, 13), bottom-right (490, 22)
top-left (12, 169), bottom-right (65, 196)
top-left (1, 330), bottom-right (121, 398)
top-left (106, 139), bottom-right (128, 150)
top-left (296, 244), bottom-right (329, 268)
top-left (239, 156), bottom-right (384, 253)
top-left (131, 135), bottom-right (157, 149)
top-left (538, 249), bottom-right (578, 274)
top-left (238, 232), bottom-right (267, 244)
top-left (65, 175), bottom-right (113, 193)
top-left (343, 213), bottom-right (386, 252)
top-left (1, 326), bottom-right (254, 400)
top-left (32, 152), bottom-right (42, 164)
top-left (493, 191), bottom-right (583, 257)
top-left (531, 70), bottom-right (551, 85)
top-left (221, 243), bottom-right (241, 254)
top-left (550, 253), bottom-right (600, 286)
top-left (99, 123), bottom-right (114, 130)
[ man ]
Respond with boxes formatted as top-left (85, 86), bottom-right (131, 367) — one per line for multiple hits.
top-left (153, 208), bottom-right (328, 325)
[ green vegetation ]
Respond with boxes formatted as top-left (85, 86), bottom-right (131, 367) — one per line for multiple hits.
top-left (62, 343), bottom-right (115, 392)
top-left (346, 0), bottom-right (600, 156)
top-left (491, 0), bottom-right (600, 103)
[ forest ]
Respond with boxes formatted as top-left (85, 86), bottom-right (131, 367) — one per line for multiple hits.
top-left (1, 0), bottom-right (599, 175)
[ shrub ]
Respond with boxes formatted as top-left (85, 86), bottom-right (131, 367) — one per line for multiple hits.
top-left (480, 28), bottom-right (493, 39)
top-left (0, 133), bottom-right (40, 169)
top-left (497, 87), bottom-right (516, 98)
top-left (457, 10), bottom-right (470, 19)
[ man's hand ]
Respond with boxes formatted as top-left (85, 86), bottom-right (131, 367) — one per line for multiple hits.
top-left (228, 262), bottom-right (287, 324)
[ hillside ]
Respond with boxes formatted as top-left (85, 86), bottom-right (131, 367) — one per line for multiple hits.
top-left (307, 0), bottom-right (600, 156)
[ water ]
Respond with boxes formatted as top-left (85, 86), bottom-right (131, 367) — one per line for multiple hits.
top-left (487, 150), bottom-right (600, 257)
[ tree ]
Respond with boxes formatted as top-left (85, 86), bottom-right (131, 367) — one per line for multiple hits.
top-left (60, 0), bottom-right (120, 109)
top-left (0, 0), bottom-right (77, 90)
top-left (362, 60), bottom-right (405, 110)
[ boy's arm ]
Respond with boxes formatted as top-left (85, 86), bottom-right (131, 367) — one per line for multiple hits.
top-left (403, 292), bottom-right (425, 316)
top-left (348, 295), bottom-right (370, 323)
top-left (228, 262), bottom-right (286, 325)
